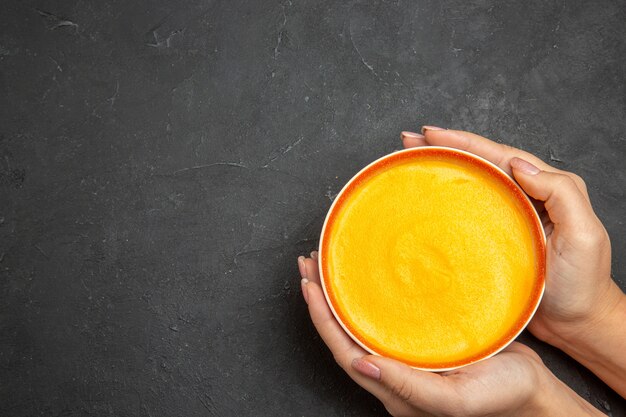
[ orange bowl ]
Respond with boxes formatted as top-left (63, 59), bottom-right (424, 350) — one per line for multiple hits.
top-left (318, 146), bottom-right (546, 371)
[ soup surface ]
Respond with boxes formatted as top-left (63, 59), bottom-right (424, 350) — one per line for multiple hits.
top-left (320, 148), bottom-right (545, 369)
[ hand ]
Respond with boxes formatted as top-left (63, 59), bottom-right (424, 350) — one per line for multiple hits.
top-left (402, 127), bottom-right (626, 396)
top-left (402, 127), bottom-right (620, 341)
top-left (297, 255), bottom-right (602, 417)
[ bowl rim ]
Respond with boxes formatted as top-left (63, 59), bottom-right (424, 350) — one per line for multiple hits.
top-left (317, 146), bottom-right (547, 372)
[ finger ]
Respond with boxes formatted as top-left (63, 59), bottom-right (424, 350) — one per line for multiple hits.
top-left (423, 129), bottom-right (553, 175)
top-left (306, 280), bottom-right (365, 363)
top-left (401, 131), bottom-right (427, 148)
top-left (355, 355), bottom-right (456, 415)
top-left (423, 129), bottom-right (591, 201)
top-left (297, 256), bottom-right (307, 279)
top-left (304, 257), bottom-right (321, 285)
top-left (510, 158), bottom-right (599, 235)
top-left (304, 258), bottom-right (417, 411)
top-left (305, 280), bottom-right (393, 396)
top-left (502, 341), bottom-right (534, 355)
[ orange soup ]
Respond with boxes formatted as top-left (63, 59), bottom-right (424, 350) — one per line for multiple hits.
top-left (320, 147), bottom-right (545, 370)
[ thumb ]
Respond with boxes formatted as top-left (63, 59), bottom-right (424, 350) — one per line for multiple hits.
top-left (352, 356), bottom-right (456, 415)
top-left (510, 157), bottom-right (598, 232)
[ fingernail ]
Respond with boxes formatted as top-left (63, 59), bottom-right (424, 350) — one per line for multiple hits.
top-left (352, 358), bottom-right (381, 381)
top-left (421, 125), bottom-right (445, 134)
top-left (297, 256), bottom-right (307, 279)
top-left (401, 131), bottom-right (425, 140)
top-left (301, 278), bottom-right (309, 304)
top-left (510, 157), bottom-right (540, 175)
top-left (310, 251), bottom-right (318, 260)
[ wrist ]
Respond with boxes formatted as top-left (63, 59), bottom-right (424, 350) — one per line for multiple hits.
top-left (540, 285), bottom-right (626, 398)
top-left (540, 281), bottom-right (625, 349)
top-left (533, 368), bottom-right (606, 417)
top-left (544, 280), bottom-right (626, 354)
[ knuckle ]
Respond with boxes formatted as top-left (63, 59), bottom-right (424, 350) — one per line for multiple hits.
top-left (570, 173), bottom-right (585, 185)
top-left (550, 174), bottom-right (584, 201)
top-left (332, 353), bottom-right (348, 372)
top-left (389, 378), bottom-right (414, 403)
top-left (330, 347), bottom-right (353, 372)
top-left (557, 173), bottom-right (578, 189)
top-left (570, 173), bottom-right (588, 193)
top-left (500, 143), bottom-right (516, 152)
top-left (579, 223), bottom-right (610, 248)
top-left (526, 349), bottom-right (544, 364)
top-left (553, 171), bottom-right (588, 197)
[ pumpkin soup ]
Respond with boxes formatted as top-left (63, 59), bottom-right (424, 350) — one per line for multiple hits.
top-left (319, 147), bottom-right (545, 370)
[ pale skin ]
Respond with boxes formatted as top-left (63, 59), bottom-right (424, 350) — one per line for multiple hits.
top-left (297, 127), bottom-right (626, 416)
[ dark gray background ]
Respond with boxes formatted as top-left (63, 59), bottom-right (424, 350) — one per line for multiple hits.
top-left (1, 0), bottom-right (625, 415)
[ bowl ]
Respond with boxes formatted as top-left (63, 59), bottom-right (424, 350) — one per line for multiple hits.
top-left (318, 146), bottom-right (546, 371)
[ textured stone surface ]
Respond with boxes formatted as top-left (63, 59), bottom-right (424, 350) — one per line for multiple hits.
top-left (0, 0), bottom-right (624, 415)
